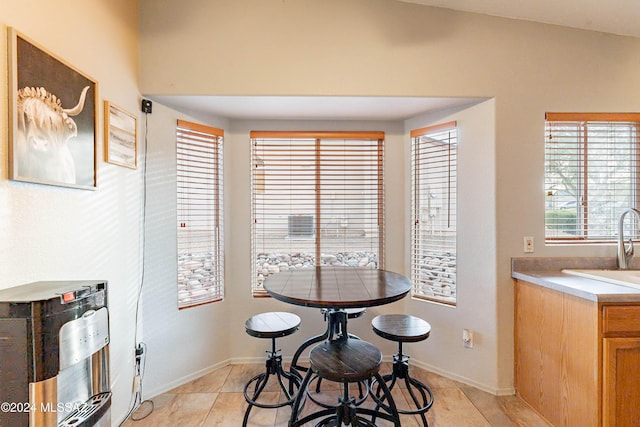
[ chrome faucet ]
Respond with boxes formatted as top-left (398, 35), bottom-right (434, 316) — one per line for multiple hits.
top-left (617, 208), bottom-right (640, 269)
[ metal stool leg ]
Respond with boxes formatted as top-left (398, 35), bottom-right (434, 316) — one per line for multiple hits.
top-left (366, 372), bottom-right (401, 426)
top-left (243, 337), bottom-right (301, 427)
top-left (371, 342), bottom-right (434, 427)
top-left (289, 369), bottom-right (317, 426)
top-left (405, 374), bottom-right (432, 427)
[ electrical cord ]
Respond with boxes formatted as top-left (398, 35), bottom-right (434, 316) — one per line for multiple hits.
top-left (119, 343), bottom-right (153, 424)
top-left (130, 343), bottom-right (154, 421)
top-left (119, 106), bottom-right (154, 425)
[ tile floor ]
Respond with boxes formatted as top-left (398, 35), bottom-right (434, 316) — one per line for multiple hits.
top-left (122, 362), bottom-right (551, 426)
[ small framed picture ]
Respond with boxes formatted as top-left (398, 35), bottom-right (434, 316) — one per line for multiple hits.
top-left (104, 101), bottom-right (137, 169)
top-left (8, 27), bottom-right (98, 189)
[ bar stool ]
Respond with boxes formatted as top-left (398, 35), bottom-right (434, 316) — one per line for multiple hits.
top-left (243, 312), bottom-right (302, 427)
top-left (290, 307), bottom-right (366, 378)
top-left (371, 314), bottom-right (434, 427)
top-left (289, 338), bottom-right (401, 427)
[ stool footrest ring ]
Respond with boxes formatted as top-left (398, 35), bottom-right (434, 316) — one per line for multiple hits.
top-left (243, 370), bottom-right (301, 409)
top-left (243, 352), bottom-right (301, 427)
top-left (289, 370), bottom-right (401, 427)
top-left (371, 374), bottom-right (434, 415)
top-left (305, 375), bottom-right (369, 409)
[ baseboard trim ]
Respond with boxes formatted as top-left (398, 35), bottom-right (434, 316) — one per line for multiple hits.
top-left (408, 358), bottom-right (515, 396)
top-left (141, 355), bottom-right (514, 403)
top-left (143, 358), bottom-right (234, 399)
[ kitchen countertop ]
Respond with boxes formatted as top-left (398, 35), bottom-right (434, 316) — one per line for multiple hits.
top-left (512, 257), bottom-right (640, 303)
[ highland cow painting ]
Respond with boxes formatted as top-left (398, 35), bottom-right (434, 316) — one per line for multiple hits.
top-left (8, 27), bottom-right (98, 189)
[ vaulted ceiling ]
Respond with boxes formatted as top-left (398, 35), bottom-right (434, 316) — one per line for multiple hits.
top-left (398, 0), bottom-right (640, 38)
top-left (154, 0), bottom-right (639, 121)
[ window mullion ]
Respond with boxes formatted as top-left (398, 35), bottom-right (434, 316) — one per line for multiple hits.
top-left (635, 123), bottom-right (640, 209)
top-left (315, 138), bottom-right (321, 262)
top-left (378, 138), bottom-right (384, 266)
top-left (582, 121), bottom-right (589, 238)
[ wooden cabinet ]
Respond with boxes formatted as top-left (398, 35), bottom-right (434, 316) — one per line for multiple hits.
top-left (603, 337), bottom-right (640, 426)
top-left (514, 280), bottom-right (599, 426)
top-left (515, 279), bottom-right (640, 427)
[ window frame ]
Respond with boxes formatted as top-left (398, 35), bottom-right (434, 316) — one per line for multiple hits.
top-left (410, 121), bottom-right (458, 306)
top-left (176, 120), bottom-right (224, 309)
top-left (250, 131), bottom-right (385, 297)
top-left (544, 112), bottom-right (640, 244)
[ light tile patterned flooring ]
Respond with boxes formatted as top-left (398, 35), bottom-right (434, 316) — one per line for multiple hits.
top-left (123, 362), bottom-right (551, 426)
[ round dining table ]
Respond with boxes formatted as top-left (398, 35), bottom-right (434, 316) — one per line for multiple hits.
top-left (262, 266), bottom-right (412, 309)
top-left (263, 266), bottom-right (412, 425)
top-left (263, 266), bottom-right (412, 375)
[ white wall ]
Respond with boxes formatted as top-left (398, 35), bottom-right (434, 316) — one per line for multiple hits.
top-left (0, 0), bottom-right (141, 423)
top-left (405, 99), bottom-right (498, 392)
top-left (225, 119), bottom-right (408, 359)
top-left (138, 102), bottom-right (231, 397)
top-left (139, 0), bottom-right (640, 394)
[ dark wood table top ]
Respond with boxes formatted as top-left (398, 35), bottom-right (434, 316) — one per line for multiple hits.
top-left (263, 267), bottom-right (411, 309)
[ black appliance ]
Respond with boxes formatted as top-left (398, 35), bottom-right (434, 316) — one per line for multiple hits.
top-left (0, 280), bottom-right (110, 426)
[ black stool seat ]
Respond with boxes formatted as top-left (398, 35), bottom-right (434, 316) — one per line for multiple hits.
top-left (371, 314), bottom-right (434, 427)
top-left (245, 311), bottom-right (300, 338)
top-left (372, 314), bottom-right (431, 342)
top-left (310, 339), bottom-right (381, 382)
top-left (290, 338), bottom-right (401, 427)
top-left (242, 312), bottom-right (301, 427)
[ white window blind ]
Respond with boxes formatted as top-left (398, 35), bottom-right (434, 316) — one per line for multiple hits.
top-left (545, 113), bottom-right (640, 242)
top-left (251, 131), bottom-right (384, 296)
top-left (410, 122), bottom-right (457, 305)
top-left (177, 120), bottom-right (224, 308)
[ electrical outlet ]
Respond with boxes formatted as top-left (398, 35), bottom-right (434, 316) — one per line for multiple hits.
top-left (463, 329), bottom-right (474, 349)
top-left (523, 236), bottom-right (534, 253)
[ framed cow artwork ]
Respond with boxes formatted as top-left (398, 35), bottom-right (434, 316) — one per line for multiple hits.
top-left (7, 27), bottom-right (98, 189)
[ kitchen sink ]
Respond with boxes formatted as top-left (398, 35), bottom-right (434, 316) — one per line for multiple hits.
top-left (562, 269), bottom-right (640, 290)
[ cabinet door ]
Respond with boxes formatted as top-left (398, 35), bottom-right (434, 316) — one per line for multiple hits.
top-left (603, 337), bottom-right (640, 427)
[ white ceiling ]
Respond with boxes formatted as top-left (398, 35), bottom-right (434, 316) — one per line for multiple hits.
top-left (153, 95), bottom-right (483, 121)
top-left (153, 0), bottom-right (638, 121)
top-left (399, 0), bottom-right (640, 38)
